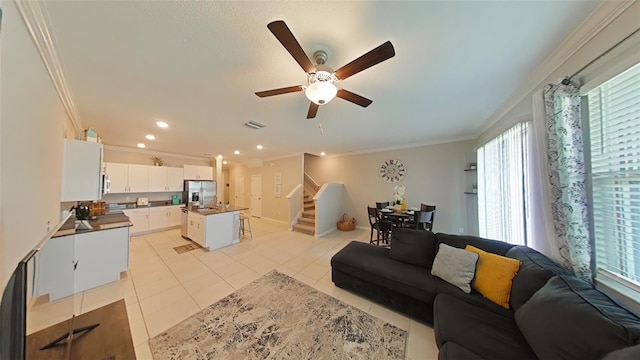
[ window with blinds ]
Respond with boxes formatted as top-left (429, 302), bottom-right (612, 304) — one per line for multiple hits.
top-left (586, 61), bottom-right (640, 290)
top-left (477, 122), bottom-right (529, 245)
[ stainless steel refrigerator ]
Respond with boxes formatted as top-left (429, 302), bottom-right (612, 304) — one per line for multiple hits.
top-left (183, 180), bottom-right (216, 208)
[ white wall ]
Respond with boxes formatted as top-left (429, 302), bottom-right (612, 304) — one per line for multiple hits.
top-left (305, 141), bottom-right (476, 235)
top-left (103, 147), bottom-right (211, 167)
top-left (477, 2), bottom-right (639, 146)
top-left (0, 2), bottom-right (69, 288)
top-left (228, 154), bottom-right (304, 223)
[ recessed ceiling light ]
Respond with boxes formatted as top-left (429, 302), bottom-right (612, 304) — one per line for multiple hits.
top-left (146, 134), bottom-right (156, 140)
top-left (217, 154), bottom-right (223, 159)
top-left (156, 121), bottom-right (168, 128)
top-left (256, 145), bottom-right (263, 150)
top-left (234, 150), bottom-right (240, 155)
top-left (223, 160), bottom-right (228, 165)
top-left (137, 143), bottom-right (146, 148)
top-left (320, 152), bottom-right (326, 156)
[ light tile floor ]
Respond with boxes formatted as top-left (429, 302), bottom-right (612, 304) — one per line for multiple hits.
top-left (29, 218), bottom-right (438, 359)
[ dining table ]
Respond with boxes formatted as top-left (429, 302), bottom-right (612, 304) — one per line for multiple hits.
top-left (378, 206), bottom-right (419, 228)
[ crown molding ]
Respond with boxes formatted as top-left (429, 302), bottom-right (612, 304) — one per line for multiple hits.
top-left (103, 144), bottom-right (211, 161)
top-left (15, 0), bottom-right (83, 135)
top-left (327, 135), bottom-right (476, 159)
top-left (477, 0), bottom-right (636, 137)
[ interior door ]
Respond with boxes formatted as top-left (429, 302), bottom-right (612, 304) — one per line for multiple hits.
top-left (250, 175), bottom-right (262, 218)
top-left (235, 176), bottom-right (245, 207)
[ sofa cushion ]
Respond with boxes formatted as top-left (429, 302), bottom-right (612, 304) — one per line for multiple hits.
top-left (434, 293), bottom-right (537, 360)
top-left (465, 245), bottom-right (521, 309)
top-left (435, 233), bottom-right (514, 256)
top-left (331, 241), bottom-right (437, 303)
top-left (602, 343), bottom-right (640, 359)
top-left (389, 228), bottom-right (436, 268)
top-left (435, 277), bottom-right (514, 319)
top-left (431, 243), bottom-right (478, 293)
top-left (438, 342), bottom-right (485, 360)
top-left (515, 275), bottom-right (640, 360)
top-left (505, 245), bottom-right (570, 310)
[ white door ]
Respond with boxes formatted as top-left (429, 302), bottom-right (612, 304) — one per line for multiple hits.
top-left (250, 175), bottom-right (262, 218)
top-left (235, 176), bottom-right (245, 207)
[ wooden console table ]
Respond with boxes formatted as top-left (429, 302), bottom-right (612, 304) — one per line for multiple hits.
top-left (26, 299), bottom-right (135, 360)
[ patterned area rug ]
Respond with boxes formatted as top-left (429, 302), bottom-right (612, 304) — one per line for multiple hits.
top-left (173, 243), bottom-right (198, 254)
top-left (149, 270), bottom-right (407, 359)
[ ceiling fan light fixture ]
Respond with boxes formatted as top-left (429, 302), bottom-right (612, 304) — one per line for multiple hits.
top-left (305, 81), bottom-right (337, 105)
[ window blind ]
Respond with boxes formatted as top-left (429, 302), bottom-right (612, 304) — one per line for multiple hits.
top-left (587, 61), bottom-right (640, 287)
top-left (477, 122), bottom-right (528, 245)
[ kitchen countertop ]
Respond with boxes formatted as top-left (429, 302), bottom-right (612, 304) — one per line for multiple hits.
top-left (106, 201), bottom-right (183, 213)
top-left (186, 206), bottom-right (249, 216)
top-left (53, 211), bottom-right (132, 238)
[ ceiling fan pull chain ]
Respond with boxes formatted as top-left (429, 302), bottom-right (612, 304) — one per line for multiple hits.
top-left (318, 122), bottom-right (324, 135)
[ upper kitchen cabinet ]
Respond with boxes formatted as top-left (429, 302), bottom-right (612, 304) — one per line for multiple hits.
top-left (148, 166), bottom-right (184, 192)
top-left (61, 139), bottom-right (103, 201)
top-left (105, 162), bottom-right (149, 193)
top-left (183, 165), bottom-right (214, 181)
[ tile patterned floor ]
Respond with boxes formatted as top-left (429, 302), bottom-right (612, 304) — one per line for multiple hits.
top-left (29, 218), bottom-right (438, 359)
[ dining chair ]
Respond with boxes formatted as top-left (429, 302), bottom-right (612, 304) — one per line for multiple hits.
top-left (411, 210), bottom-right (434, 231)
top-left (420, 204), bottom-right (436, 231)
top-left (367, 206), bottom-right (392, 246)
top-left (376, 202), bottom-right (390, 210)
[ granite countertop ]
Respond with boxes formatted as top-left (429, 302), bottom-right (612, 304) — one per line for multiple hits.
top-left (53, 211), bottom-right (132, 238)
top-left (187, 206), bottom-right (249, 216)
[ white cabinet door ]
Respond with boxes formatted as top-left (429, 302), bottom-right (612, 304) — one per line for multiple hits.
top-left (199, 166), bottom-right (214, 181)
top-left (123, 208), bottom-right (149, 234)
top-left (105, 162), bottom-right (129, 193)
top-left (74, 227), bottom-right (129, 293)
top-left (167, 167), bottom-right (184, 191)
top-left (148, 166), bottom-right (168, 192)
top-left (128, 165), bottom-right (149, 192)
top-left (168, 206), bottom-right (182, 227)
top-left (61, 139), bottom-right (102, 201)
top-left (196, 217), bottom-right (206, 247)
top-left (148, 207), bottom-right (169, 230)
top-left (34, 235), bottom-right (75, 301)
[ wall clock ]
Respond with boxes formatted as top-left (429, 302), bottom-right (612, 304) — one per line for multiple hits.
top-left (379, 159), bottom-right (406, 183)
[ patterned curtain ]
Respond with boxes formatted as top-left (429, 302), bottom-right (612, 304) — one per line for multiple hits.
top-left (543, 79), bottom-right (591, 280)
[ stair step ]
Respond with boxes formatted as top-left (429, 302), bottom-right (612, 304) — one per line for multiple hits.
top-left (304, 204), bottom-right (315, 211)
top-left (304, 199), bottom-right (314, 205)
top-left (298, 217), bottom-right (315, 225)
top-left (292, 223), bottom-right (314, 235)
top-left (302, 210), bottom-right (315, 218)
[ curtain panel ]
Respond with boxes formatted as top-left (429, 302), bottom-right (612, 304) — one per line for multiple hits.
top-left (541, 79), bottom-right (592, 280)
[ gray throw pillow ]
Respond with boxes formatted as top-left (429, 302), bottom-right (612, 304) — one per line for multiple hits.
top-left (431, 243), bottom-right (479, 293)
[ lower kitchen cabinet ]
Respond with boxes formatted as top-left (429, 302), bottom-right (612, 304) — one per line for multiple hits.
top-left (128, 205), bottom-right (182, 234)
top-left (123, 208), bottom-right (149, 234)
top-left (35, 227), bottom-right (130, 301)
top-left (186, 211), bottom-right (240, 251)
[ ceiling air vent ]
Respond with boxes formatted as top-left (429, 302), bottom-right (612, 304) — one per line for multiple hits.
top-left (245, 121), bottom-right (266, 130)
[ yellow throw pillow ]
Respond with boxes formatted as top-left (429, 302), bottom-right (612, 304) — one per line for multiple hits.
top-left (465, 245), bottom-right (522, 309)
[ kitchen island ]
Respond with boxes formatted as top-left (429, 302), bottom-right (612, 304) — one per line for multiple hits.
top-left (185, 206), bottom-right (249, 251)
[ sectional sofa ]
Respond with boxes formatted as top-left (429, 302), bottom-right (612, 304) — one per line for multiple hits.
top-left (331, 228), bottom-right (640, 359)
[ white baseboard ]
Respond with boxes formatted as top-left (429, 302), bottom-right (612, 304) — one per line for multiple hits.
top-left (316, 227), bottom-right (337, 238)
top-left (260, 217), bottom-right (288, 225)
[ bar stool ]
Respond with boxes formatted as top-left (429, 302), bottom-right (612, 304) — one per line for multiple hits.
top-left (239, 213), bottom-right (253, 238)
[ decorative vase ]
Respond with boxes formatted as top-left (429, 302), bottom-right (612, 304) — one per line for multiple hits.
top-left (401, 198), bottom-right (407, 211)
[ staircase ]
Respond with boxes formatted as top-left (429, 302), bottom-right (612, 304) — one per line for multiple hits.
top-left (292, 192), bottom-right (315, 235)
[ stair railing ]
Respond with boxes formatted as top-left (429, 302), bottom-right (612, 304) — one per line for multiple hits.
top-left (304, 172), bottom-right (320, 197)
top-left (286, 184), bottom-right (304, 231)
top-left (313, 183), bottom-right (345, 237)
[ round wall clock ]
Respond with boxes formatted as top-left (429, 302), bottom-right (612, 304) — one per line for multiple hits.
top-left (379, 159), bottom-right (406, 183)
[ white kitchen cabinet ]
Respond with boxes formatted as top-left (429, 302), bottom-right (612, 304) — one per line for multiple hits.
top-left (183, 165), bottom-right (213, 181)
top-left (148, 166), bottom-right (184, 192)
top-left (104, 162), bottom-right (149, 193)
top-left (187, 212), bottom-right (206, 246)
top-left (35, 227), bottom-right (130, 300)
top-left (148, 206), bottom-right (182, 231)
top-left (74, 227), bottom-right (129, 293)
top-left (123, 208), bottom-right (149, 234)
top-left (61, 139), bottom-right (103, 201)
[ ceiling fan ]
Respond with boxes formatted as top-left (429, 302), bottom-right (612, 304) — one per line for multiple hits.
top-left (255, 20), bottom-right (395, 119)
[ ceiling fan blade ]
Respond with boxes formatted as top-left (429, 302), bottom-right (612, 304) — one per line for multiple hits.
top-left (336, 89), bottom-right (373, 107)
top-left (267, 21), bottom-right (315, 73)
top-left (255, 85), bottom-right (303, 97)
top-left (335, 41), bottom-right (395, 80)
top-left (307, 102), bottom-right (319, 119)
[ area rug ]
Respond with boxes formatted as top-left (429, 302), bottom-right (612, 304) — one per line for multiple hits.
top-left (173, 243), bottom-right (198, 254)
top-left (149, 270), bottom-right (407, 359)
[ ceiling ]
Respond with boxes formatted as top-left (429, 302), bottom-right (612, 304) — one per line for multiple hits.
top-left (43, 1), bottom-right (600, 165)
